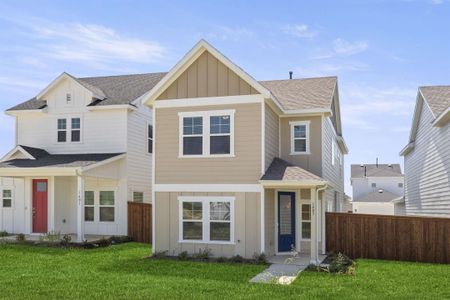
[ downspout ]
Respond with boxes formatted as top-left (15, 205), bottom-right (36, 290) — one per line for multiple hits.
top-left (316, 183), bottom-right (328, 257)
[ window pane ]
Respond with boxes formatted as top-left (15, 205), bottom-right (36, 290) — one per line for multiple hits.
top-left (302, 204), bottom-right (311, 221)
top-left (71, 130), bottom-right (80, 142)
top-left (57, 119), bottom-right (66, 130)
top-left (36, 182), bottom-right (47, 192)
top-left (210, 222), bottom-right (230, 241)
top-left (100, 207), bottom-right (114, 222)
top-left (71, 118), bottom-right (80, 129)
top-left (302, 222), bottom-right (311, 239)
top-left (183, 202), bottom-right (202, 220)
top-left (183, 117), bottom-right (202, 135)
top-left (2, 190), bottom-right (11, 198)
top-left (183, 222), bottom-right (202, 240)
top-left (3, 199), bottom-right (12, 208)
top-left (294, 125), bottom-right (306, 138)
top-left (85, 191), bottom-right (94, 205)
top-left (148, 139), bottom-right (153, 154)
top-left (210, 115), bottom-right (230, 134)
top-left (210, 136), bottom-right (230, 155)
top-left (183, 137), bottom-right (203, 155)
top-left (100, 191), bottom-right (114, 205)
top-left (58, 131), bottom-right (66, 142)
top-left (279, 196), bottom-right (292, 235)
top-left (133, 192), bottom-right (144, 203)
top-left (148, 125), bottom-right (153, 139)
top-left (294, 139), bottom-right (306, 152)
top-left (84, 207), bottom-right (94, 221)
top-left (210, 202), bottom-right (230, 220)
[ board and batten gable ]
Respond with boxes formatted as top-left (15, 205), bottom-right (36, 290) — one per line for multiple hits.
top-left (15, 77), bottom-right (128, 154)
top-left (404, 97), bottom-right (450, 217)
top-left (155, 103), bottom-right (262, 184)
top-left (264, 103), bottom-right (279, 170)
top-left (157, 51), bottom-right (259, 100)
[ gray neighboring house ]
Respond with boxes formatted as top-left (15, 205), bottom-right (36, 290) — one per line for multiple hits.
top-left (400, 86), bottom-right (450, 218)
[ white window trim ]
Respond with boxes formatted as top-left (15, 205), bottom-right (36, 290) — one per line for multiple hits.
top-left (290, 121), bottom-right (310, 155)
top-left (83, 189), bottom-right (117, 223)
top-left (178, 110), bottom-right (235, 158)
top-left (300, 201), bottom-right (312, 241)
top-left (56, 116), bottom-right (83, 144)
top-left (1, 188), bottom-right (13, 209)
top-left (178, 196), bottom-right (235, 244)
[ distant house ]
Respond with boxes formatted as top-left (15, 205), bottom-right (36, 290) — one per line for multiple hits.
top-left (350, 164), bottom-right (404, 215)
top-left (342, 194), bottom-right (353, 213)
top-left (400, 86), bottom-right (450, 217)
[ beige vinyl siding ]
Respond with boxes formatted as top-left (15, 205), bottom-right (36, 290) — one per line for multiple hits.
top-left (264, 188), bottom-right (276, 256)
top-left (155, 103), bottom-right (262, 184)
top-left (126, 104), bottom-right (152, 203)
top-left (404, 99), bottom-right (450, 217)
top-left (154, 191), bottom-right (261, 258)
top-left (157, 51), bottom-right (258, 100)
top-left (279, 116), bottom-right (322, 176)
top-left (264, 103), bottom-right (279, 170)
top-left (322, 116), bottom-right (345, 211)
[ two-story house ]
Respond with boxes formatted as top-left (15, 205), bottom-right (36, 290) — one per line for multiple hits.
top-left (400, 86), bottom-right (450, 217)
top-left (0, 72), bottom-right (159, 240)
top-left (351, 163), bottom-right (405, 215)
top-left (142, 40), bottom-right (347, 263)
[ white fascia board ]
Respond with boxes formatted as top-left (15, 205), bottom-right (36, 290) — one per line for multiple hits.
top-left (432, 107), bottom-right (450, 127)
top-left (0, 146), bottom-right (35, 162)
top-left (259, 180), bottom-right (328, 188)
top-left (336, 136), bottom-right (349, 154)
top-left (279, 108), bottom-right (333, 117)
top-left (154, 95), bottom-right (263, 108)
top-left (153, 184), bottom-right (262, 193)
top-left (80, 154), bottom-right (126, 172)
top-left (0, 168), bottom-right (79, 177)
top-left (399, 142), bottom-right (415, 156)
top-left (5, 108), bottom-right (47, 116)
top-left (87, 105), bottom-right (136, 111)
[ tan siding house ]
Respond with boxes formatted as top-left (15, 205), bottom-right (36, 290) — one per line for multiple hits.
top-left (142, 40), bottom-right (348, 263)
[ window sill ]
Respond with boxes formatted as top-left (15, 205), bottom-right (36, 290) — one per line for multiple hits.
top-left (178, 240), bottom-right (235, 245)
top-left (290, 152), bottom-right (310, 156)
top-left (178, 154), bottom-right (235, 159)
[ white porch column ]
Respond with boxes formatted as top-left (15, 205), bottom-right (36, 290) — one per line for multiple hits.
top-left (321, 196), bottom-right (326, 255)
top-left (260, 188), bottom-right (265, 254)
top-left (310, 187), bottom-right (319, 264)
top-left (76, 175), bottom-right (85, 242)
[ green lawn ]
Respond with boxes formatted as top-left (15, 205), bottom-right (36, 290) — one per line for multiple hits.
top-left (0, 243), bottom-right (449, 299)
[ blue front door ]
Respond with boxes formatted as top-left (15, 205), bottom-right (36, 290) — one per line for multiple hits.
top-left (278, 192), bottom-right (296, 252)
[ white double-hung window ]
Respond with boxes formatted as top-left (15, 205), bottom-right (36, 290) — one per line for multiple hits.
top-left (179, 196), bottom-right (234, 244)
top-left (179, 110), bottom-right (235, 157)
top-left (57, 117), bottom-right (81, 143)
top-left (290, 121), bottom-right (310, 155)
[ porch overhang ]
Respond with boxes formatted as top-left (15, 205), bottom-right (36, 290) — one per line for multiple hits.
top-left (259, 179), bottom-right (327, 188)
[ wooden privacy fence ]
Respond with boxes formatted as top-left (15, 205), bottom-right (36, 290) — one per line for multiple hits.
top-left (128, 202), bottom-right (152, 243)
top-left (326, 212), bottom-right (450, 264)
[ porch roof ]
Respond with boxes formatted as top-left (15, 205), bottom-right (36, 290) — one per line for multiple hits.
top-left (260, 158), bottom-right (327, 187)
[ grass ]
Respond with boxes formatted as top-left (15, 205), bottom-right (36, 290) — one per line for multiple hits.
top-left (0, 243), bottom-right (449, 299)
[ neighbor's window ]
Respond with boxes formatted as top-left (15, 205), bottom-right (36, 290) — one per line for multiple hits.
top-left (398, 183), bottom-right (403, 188)
top-left (99, 191), bottom-right (115, 222)
top-left (133, 192), bottom-right (144, 203)
top-left (71, 118), bottom-right (81, 142)
top-left (182, 117), bottom-right (203, 155)
top-left (372, 183), bottom-right (377, 188)
top-left (180, 197), bottom-right (234, 243)
top-left (290, 121), bottom-right (310, 154)
top-left (2, 189), bottom-right (12, 208)
top-left (84, 191), bottom-right (95, 222)
top-left (210, 115), bottom-right (231, 154)
top-left (57, 119), bottom-right (67, 142)
top-left (301, 204), bottom-right (311, 239)
top-left (148, 125), bottom-right (153, 154)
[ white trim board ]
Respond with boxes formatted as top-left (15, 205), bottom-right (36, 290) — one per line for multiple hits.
top-left (154, 95), bottom-right (263, 108)
top-left (153, 184), bottom-right (262, 193)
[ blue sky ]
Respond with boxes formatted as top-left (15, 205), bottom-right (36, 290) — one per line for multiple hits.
top-left (0, 0), bottom-right (449, 195)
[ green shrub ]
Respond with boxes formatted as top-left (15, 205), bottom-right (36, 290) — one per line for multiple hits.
top-left (153, 250), bottom-right (168, 258)
top-left (16, 234), bottom-right (26, 242)
top-left (253, 252), bottom-right (268, 264)
top-left (60, 234), bottom-right (72, 247)
top-left (230, 255), bottom-right (244, 263)
top-left (96, 237), bottom-right (112, 247)
top-left (178, 251), bottom-right (189, 261)
top-left (110, 236), bottom-right (133, 244)
top-left (192, 248), bottom-right (211, 260)
top-left (0, 231), bottom-right (8, 237)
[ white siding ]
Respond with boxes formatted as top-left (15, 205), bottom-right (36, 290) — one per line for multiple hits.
top-left (322, 116), bottom-right (345, 211)
top-left (0, 177), bottom-right (26, 234)
top-left (264, 103), bottom-right (279, 169)
top-left (126, 104), bottom-right (153, 203)
top-left (404, 100), bottom-right (450, 217)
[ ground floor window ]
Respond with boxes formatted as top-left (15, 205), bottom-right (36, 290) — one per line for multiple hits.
top-left (133, 192), bottom-right (144, 203)
top-left (179, 196), bottom-right (234, 243)
top-left (84, 190), bottom-right (115, 222)
top-left (2, 189), bottom-right (12, 208)
top-left (301, 203), bottom-right (311, 240)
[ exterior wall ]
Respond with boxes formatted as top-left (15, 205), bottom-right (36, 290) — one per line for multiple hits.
top-left (264, 103), bottom-right (279, 170)
top-left (126, 104), bottom-right (153, 203)
top-left (279, 116), bottom-right (322, 176)
top-left (352, 202), bottom-right (395, 215)
top-left (264, 188), bottom-right (276, 256)
top-left (157, 51), bottom-right (258, 100)
top-left (54, 176), bottom-right (77, 233)
top-left (155, 103), bottom-right (262, 184)
top-left (404, 100), bottom-right (450, 217)
top-left (154, 191), bottom-right (261, 258)
top-left (0, 177), bottom-right (26, 234)
top-left (322, 116), bottom-right (344, 211)
top-left (352, 177), bottom-right (404, 200)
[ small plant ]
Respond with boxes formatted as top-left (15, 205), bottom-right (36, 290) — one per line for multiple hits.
top-left (110, 236), bottom-right (133, 244)
top-left (328, 253), bottom-right (356, 275)
top-left (0, 231), bottom-right (8, 237)
top-left (61, 234), bottom-right (72, 247)
top-left (230, 255), bottom-right (244, 263)
top-left (284, 245), bottom-right (299, 264)
top-left (16, 233), bottom-right (26, 242)
top-left (216, 256), bottom-right (227, 263)
top-left (97, 237), bottom-right (112, 247)
top-left (253, 252), bottom-right (268, 264)
top-left (193, 247), bottom-right (211, 260)
top-left (153, 250), bottom-right (168, 258)
top-left (40, 231), bottom-right (61, 242)
top-left (178, 251), bottom-right (189, 261)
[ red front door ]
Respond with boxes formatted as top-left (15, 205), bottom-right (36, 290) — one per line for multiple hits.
top-left (32, 179), bottom-right (48, 233)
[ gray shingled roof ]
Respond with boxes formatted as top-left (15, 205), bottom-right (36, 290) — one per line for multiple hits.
top-left (419, 86), bottom-right (450, 117)
top-left (351, 164), bottom-right (403, 178)
top-left (8, 72), bottom-right (337, 111)
top-left (259, 77), bottom-right (337, 111)
top-left (19, 145), bottom-right (50, 159)
top-left (354, 190), bottom-right (401, 203)
top-left (261, 157), bottom-right (325, 182)
top-left (0, 152), bottom-right (123, 168)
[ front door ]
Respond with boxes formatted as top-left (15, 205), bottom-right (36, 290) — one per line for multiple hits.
top-left (278, 192), bottom-right (296, 252)
top-left (32, 179), bottom-right (48, 233)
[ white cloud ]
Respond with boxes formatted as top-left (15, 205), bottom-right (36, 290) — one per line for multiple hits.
top-left (0, 76), bottom-right (47, 94)
top-left (205, 26), bottom-right (253, 42)
top-left (333, 38), bottom-right (368, 56)
top-left (431, 0), bottom-right (444, 4)
top-left (297, 61), bottom-right (369, 77)
top-left (282, 24), bottom-right (317, 38)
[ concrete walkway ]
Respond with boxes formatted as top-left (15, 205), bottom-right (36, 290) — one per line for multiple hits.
top-left (250, 254), bottom-right (327, 285)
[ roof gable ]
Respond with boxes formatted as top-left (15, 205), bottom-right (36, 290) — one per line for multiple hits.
top-left (351, 164), bottom-right (403, 178)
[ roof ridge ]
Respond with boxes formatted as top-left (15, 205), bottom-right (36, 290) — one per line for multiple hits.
top-left (78, 72), bottom-right (167, 80)
top-left (258, 76), bottom-right (337, 83)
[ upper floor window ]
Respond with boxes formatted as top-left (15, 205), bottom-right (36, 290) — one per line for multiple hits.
top-left (148, 125), bottom-right (153, 154)
top-left (71, 118), bottom-right (81, 142)
top-left (66, 93), bottom-right (72, 104)
top-left (179, 110), bottom-right (235, 157)
top-left (57, 117), bottom-right (81, 143)
top-left (290, 121), bottom-right (310, 155)
top-left (398, 183), bottom-right (403, 188)
top-left (372, 183), bottom-right (377, 188)
top-left (57, 119), bottom-right (67, 142)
